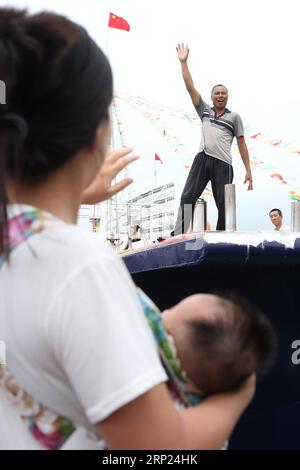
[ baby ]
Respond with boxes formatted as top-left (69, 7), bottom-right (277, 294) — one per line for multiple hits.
top-left (139, 290), bottom-right (276, 404)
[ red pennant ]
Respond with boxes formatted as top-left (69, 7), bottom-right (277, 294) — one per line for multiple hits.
top-left (155, 153), bottom-right (163, 164)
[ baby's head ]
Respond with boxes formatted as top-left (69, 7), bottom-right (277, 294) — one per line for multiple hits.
top-left (162, 293), bottom-right (276, 395)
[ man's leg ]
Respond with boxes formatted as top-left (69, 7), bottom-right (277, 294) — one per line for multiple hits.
top-left (172, 152), bottom-right (210, 235)
top-left (211, 158), bottom-right (233, 230)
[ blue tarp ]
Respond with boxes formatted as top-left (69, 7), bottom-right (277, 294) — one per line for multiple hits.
top-left (123, 235), bottom-right (300, 274)
top-left (123, 234), bottom-right (300, 449)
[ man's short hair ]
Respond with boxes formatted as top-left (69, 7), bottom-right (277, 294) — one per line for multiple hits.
top-left (211, 84), bottom-right (228, 96)
top-left (269, 208), bottom-right (282, 217)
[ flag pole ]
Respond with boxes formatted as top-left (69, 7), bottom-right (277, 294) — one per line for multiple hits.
top-left (105, 21), bottom-right (115, 244)
top-left (107, 13), bottom-right (131, 247)
top-left (154, 157), bottom-right (157, 189)
top-left (150, 157), bottom-right (157, 243)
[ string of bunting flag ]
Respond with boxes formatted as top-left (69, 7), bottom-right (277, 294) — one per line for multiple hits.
top-left (114, 92), bottom-right (300, 200)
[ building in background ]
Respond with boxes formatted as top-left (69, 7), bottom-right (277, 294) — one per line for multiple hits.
top-left (78, 183), bottom-right (176, 243)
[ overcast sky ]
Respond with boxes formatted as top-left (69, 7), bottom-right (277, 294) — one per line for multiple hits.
top-left (4, 0), bottom-right (299, 139)
top-left (2, 0), bottom-right (300, 230)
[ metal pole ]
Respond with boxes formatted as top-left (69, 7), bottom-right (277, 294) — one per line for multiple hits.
top-left (225, 184), bottom-right (236, 231)
top-left (192, 198), bottom-right (207, 232)
top-left (149, 201), bottom-right (153, 242)
top-left (127, 203), bottom-right (132, 249)
top-left (291, 201), bottom-right (300, 232)
top-left (114, 192), bottom-right (120, 253)
top-left (106, 199), bottom-right (111, 239)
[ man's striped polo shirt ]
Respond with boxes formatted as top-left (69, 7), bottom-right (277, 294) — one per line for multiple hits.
top-left (195, 99), bottom-right (244, 165)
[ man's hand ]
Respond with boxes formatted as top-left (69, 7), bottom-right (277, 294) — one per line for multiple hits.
top-left (81, 147), bottom-right (139, 204)
top-left (176, 43), bottom-right (189, 62)
top-left (237, 136), bottom-right (253, 190)
top-left (176, 43), bottom-right (200, 106)
top-left (244, 170), bottom-right (253, 191)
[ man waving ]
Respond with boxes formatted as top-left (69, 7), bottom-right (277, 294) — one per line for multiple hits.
top-left (172, 44), bottom-right (253, 234)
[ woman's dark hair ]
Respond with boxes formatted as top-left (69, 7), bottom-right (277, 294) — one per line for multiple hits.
top-left (0, 8), bottom-right (113, 255)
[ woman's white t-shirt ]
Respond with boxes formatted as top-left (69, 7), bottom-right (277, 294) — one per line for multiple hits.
top-left (0, 205), bottom-right (167, 448)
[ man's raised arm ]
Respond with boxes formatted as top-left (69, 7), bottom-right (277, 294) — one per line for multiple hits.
top-left (177, 43), bottom-right (201, 107)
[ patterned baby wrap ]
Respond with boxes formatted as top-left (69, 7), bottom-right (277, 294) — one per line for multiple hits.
top-left (137, 289), bottom-right (202, 407)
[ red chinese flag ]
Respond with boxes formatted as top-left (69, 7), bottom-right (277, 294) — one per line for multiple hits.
top-left (108, 13), bottom-right (130, 32)
top-left (155, 153), bottom-right (163, 164)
